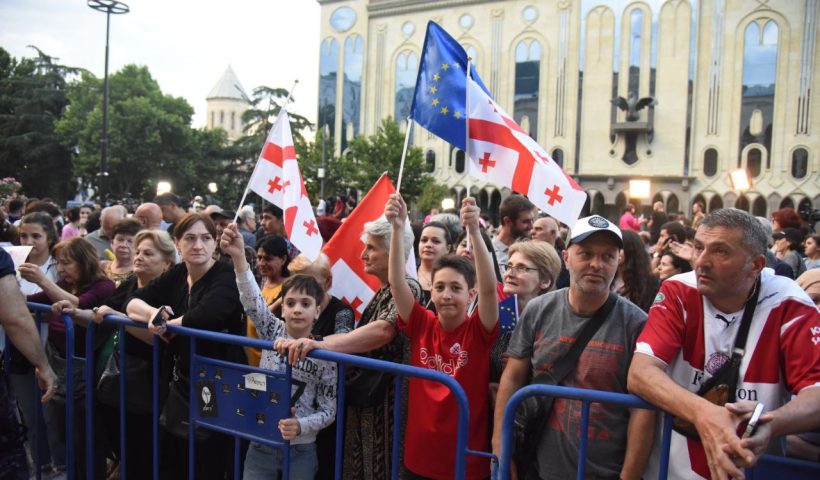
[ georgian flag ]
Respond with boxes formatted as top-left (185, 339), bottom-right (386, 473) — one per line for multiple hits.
top-left (410, 21), bottom-right (587, 226)
top-left (249, 111), bottom-right (322, 261)
top-left (322, 174), bottom-right (395, 320)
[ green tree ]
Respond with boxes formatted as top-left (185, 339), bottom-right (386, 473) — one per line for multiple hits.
top-left (55, 65), bottom-right (202, 200)
top-left (346, 117), bottom-right (431, 203)
top-left (294, 128), bottom-right (357, 204)
top-left (415, 182), bottom-right (450, 217)
top-left (0, 46), bottom-right (80, 199)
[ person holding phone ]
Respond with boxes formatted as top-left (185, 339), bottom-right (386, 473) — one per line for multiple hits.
top-left (648, 221), bottom-right (687, 276)
top-left (126, 213), bottom-right (245, 480)
top-left (628, 209), bottom-right (820, 480)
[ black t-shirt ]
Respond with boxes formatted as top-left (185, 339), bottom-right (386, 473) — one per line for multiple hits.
top-left (130, 261), bottom-right (246, 380)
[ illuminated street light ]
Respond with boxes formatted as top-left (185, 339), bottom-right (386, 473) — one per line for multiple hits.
top-left (729, 169), bottom-right (751, 191)
top-left (208, 182), bottom-right (218, 193)
top-left (156, 181), bottom-right (172, 195)
top-left (441, 198), bottom-right (455, 210)
top-left (629, 179), bottom-right (651, 199)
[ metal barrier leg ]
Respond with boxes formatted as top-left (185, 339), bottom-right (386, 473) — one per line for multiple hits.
top-left (391, 375), bottom-right (402, 480)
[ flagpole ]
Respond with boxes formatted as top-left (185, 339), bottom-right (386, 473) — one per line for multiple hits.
top-left (233, 80), bottom-right (300, 224)
top-left (396, 116), bottom-right (413, 194)
top-left (464, 57), bottom-right (472, 203)
top-left (464, 57), bottom-right (473, 249)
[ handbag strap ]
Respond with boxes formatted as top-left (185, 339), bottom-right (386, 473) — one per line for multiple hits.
top-left (696, 275), bottom-right (761, 396)
top-left (531, 292), bottom-right (618, 386)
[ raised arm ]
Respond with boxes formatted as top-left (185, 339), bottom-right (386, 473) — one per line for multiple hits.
top-left (462, 197), bottom-right (498, 332)
top-left (385, 193), bottom-right (414, 321)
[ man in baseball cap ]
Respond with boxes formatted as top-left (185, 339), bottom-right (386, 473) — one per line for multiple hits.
top-left (493, 213), bottom-right (652, 479)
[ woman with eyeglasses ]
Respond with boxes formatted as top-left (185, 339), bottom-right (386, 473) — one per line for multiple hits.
top-left (490, 240), bottom-right (561, 405)
top-left (417, 221), bottom-right (454, 308)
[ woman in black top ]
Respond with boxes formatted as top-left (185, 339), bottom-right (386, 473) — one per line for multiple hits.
top-left (126, 213), bottom-right (245, 480)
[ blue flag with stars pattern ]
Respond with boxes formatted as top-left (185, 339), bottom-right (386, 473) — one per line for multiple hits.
top-left (498, 294), bottom-right (519, 335)
top-left (410, 21), bottom-right (491, 150)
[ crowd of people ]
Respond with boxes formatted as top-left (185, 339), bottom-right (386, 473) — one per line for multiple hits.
top-left (0, 190), bottom-right (818, 480)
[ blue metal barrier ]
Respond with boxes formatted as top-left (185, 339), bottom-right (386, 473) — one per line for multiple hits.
top-left (81, 314), bottom-right (474, 480)
top-left (18, 302), bottom-right (76, 480)
top-left (497, 383), bottom-right (820, 480)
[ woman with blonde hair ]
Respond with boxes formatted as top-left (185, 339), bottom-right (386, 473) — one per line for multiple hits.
top-left (54, 229), bottom-right (176, 479)
top-left (491, 240), bottom-right (561, 398)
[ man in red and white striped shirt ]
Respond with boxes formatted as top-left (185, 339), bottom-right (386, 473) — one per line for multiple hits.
top-left (628, 208), bottom-right (820, 480)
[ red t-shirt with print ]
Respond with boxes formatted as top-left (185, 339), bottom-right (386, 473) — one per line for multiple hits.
top-left (398, 301), bottom-right (499, 479)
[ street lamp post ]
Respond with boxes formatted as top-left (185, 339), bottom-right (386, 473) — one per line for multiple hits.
top-left (88, 0), bottom-right (129, 204)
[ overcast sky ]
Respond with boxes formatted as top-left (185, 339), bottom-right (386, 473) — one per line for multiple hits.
top-left (0, 0), bottom-right (321, 129)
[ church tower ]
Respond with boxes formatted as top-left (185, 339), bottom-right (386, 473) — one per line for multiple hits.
top-left (205, 65), bottom-right (250, 141)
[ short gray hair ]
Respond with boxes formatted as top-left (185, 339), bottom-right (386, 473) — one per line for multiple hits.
top-left (238, 206), bottom-right (255, 223)
top-left (701, 208), bottom-right (767, 256)
top-left (364, 218), bottom-right (415, 261)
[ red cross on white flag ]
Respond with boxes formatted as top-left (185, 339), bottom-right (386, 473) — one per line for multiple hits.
top-left (464, 75), bottom-right (586, 226)
top-left (248, 115), bottom-right (295, 207)
top-left (248, 110), bottom-right (322, 261)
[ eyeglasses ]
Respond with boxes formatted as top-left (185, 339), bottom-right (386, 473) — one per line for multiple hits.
top-left (502, 263), bottom-right (539, 275)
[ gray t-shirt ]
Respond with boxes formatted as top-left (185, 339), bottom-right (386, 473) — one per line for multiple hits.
top-left (507, 288), bottom-right (647, 480)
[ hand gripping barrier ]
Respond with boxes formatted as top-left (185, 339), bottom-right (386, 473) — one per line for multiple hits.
top-left (75, 312), bottom-right (475, 480)
top-left (16, 302), bottom-right (76, 480)
top-left (497, 383), bottom-right (820, 480)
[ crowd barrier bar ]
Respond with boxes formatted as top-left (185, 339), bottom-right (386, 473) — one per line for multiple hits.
top-left (21, 302), bottom-right (76, 480)
top-left (498, 384), bottom-right (673, 480)
top-left (82, 313), bottom-right (473, 480)
top-left (498, 383), bottom-right (820, 480)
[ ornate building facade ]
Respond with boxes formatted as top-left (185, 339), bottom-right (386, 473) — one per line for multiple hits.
top-left (317, 0), bottom-right (819, 220)
top-left (206, 65), bottom-right (250, 142)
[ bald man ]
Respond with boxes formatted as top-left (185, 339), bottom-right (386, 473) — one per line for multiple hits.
top-left (135, 202), bottom-right (163, 230)
top-left (532, 216), bottom-right (560, 245)
top-left (85, 205), bottom-right (127, 259)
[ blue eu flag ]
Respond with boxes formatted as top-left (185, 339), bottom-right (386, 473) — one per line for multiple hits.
top-left (498, 295), bottom-right (519, 335)
top-left (410, 21), bottom-right (491, 150)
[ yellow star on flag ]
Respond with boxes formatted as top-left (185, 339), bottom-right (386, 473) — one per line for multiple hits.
top-left (441, 63), bottom-right (450, 71)
top-left (440, 106), bottom-right (449, 115)
top-left (453, 111), bottom-right (462, 119)
top-left (432, 98), bottom-right (440, 106)
top-left (429, 86), bottom-right (437, 94)
top-left (433, 73), bottom-right (441, 81)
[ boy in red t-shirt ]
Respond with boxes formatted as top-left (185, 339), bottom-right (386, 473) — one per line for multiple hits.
top-left (385, 194), bottom-right (499, 479)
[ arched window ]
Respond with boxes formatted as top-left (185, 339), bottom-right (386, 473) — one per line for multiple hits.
top-left (739, 21), bottom-right (779, 156)
top-left (736, 195), bottom-right (750, 212)
top-left (425, 150), bottom-right (436, 173)
top-left (342, 34), bottom-right (364, 152)
top-left (627, 9), bottom-right (643, 96)
top-left (220, 111), bottom-right (224, 126)
top-left (466, 45), bottom-right (478, 69)
top-left (708, 195), bottom-right (724, 212)
top-left (514, 40), bottom-right (541, 140)
top-left (210, 111), bottom-right (214, 128)
top-left (230, 112), bottom-right (235, 130)
top-left (752, 196), bottom-right (767, 217)
top-left (455, 149), bottom-right (465, 173)
top-left (319, 38), bottom-right (339, 139)
top-left (551, 148), bottom-right (564, 168)
top-left (703, 148), bottom-right (718, 176)
top-left (791, 148), bottom-right (808, 179)
top-left (395, 51), bottom-right (418, 122)
top-left (747, 148), bottom-right (762, 178)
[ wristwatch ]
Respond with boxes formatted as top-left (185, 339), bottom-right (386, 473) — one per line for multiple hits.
top-left (92, 307), bottom-right (99, 314)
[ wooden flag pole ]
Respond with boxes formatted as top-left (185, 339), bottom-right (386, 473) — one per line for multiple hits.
top-left (233, 80), bottom-right (300, 224)
top-left (396, 116), bottom-right (413, 194)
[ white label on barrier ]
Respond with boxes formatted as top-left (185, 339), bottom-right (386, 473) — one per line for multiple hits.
top-left (244, 373), bottom-right (267, 391)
